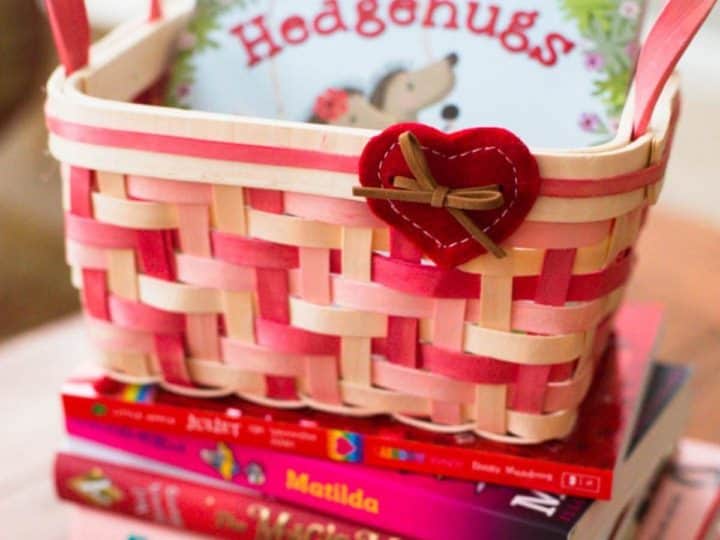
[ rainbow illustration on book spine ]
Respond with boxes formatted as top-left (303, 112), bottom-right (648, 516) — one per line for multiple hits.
top-left (165, 0), bottom-right (646, 148)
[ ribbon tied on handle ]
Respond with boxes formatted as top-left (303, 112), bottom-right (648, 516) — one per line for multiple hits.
top-left (354, 131), bottom-right (507, 258)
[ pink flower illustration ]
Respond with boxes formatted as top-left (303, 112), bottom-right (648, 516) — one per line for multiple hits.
top-left (177, 31), bottom-right (197, 51)
top-left (579, 112), bottom-right (602, 133)
top-left (625, 41), bottom-right (640, 62)
top-left (584, 51), bottom-right (605, 71)
top-left (313, 88), bottom-right (349, 122)
top-left (618, 1), bottom-right (641, 20)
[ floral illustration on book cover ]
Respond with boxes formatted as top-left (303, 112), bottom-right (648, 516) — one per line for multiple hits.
top-left (166, 0), bottom-right (644, 148)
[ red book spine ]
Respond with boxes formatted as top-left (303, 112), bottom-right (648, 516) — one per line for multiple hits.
top-left (54, 452), bottom-right (400, 540)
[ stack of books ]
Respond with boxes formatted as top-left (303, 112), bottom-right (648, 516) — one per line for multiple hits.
top-left (55, 304), bottom-right (700, 539)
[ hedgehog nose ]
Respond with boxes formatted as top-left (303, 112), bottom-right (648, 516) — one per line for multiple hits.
top-left (442, 104), bottom-right (460, 121)
top-left (446, 52), bottom-right (459, 67)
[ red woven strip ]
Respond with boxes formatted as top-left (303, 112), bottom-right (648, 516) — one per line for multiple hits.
top-left (108, 295), bottom-right (185, 335)
top-left (539, 161), bottom-right (666, 197)
top-left (82, 269), bottom-right (110, 320)
top-left (148, 0), bottom-right (162, 21)
top-left (65, 213), bottom-right (138, 249)
top-left (537, 249), bottom-right (579, 382)
top-left (565, 252), bottom-right (634, 302)
top-left (45, 0), bottom-right (89, 75)
top-left (256, 268), bottom-right (291, 323)
top-left (47, 118), bottom-right (671, 197)
top-left (134, 229), bottom-right (192, 385)
top-left (46, 117), bottom-right (360, 174)
top-left (245, 188), bottom-right (298, 399)
top-left (511, 365), bottom-right (553, 414)
top-left (420, 344), bottom-right (518, 384)
top-left (136, 230), bottom-right (176, 281)
top-left (513, 253), bottom-right (634, 302)
top-left (534, 249), bottom-right (577, 305)
top-left (212, 232), bottom-right (299, 269)
top-left (247, 189), bottom-right (284, 212)
top-left (373, 252), bottom-right (632, 301)
top-left (385, 233), bottom-right (421, 368)
top-left (154, 334), bottom-right (191, 385)
top-left (513, 249), bottom-right (578, 413)
top-left (70, 168), bottom-right (93, 216)
top-left (373, 254), bottom-right (481, 298)
top-left (70, 167), bottom-right (112, 321)
top-left (256, 319), bottom-right (340, 356)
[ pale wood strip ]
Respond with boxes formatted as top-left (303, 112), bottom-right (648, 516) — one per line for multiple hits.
top-left (212, 184), bottom-right (247, 235)
top-left (479, 275), bottom-right (513, 331)
top-left (474, 384), bottom-right (508, 434)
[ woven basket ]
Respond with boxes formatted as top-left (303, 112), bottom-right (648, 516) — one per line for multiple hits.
top-left (45, 0), bottom-right (698, 443)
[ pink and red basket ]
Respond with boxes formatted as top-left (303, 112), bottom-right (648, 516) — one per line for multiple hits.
top-left (44, 0), bottom-right (712, 442)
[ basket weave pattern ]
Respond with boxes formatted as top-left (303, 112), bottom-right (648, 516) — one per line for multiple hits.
top-left (47, 6), bottom-right (679, 442)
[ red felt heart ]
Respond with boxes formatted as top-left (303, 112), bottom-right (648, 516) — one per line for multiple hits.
top-left (358, 123), bottom-right (541, 267)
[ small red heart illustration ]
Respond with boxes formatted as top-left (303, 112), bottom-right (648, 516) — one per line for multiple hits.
top-left (357, 123), bottom-right (541, 267)
top-left (335, 437), bottom-right (355, 456)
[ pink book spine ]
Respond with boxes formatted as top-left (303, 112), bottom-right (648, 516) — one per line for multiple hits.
top-left (67, 418), bottom-right (583, 540)
top-left (56, 450), bottom-right (400, 540)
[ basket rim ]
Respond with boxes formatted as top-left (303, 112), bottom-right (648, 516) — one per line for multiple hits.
top-left (45, 0), bottom-right (678, 203)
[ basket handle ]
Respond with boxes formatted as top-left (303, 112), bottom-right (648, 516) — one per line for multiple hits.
top-left (45, 0), bottom-right (164, 76)
top-left (633, 0), bottom-right (717, 137)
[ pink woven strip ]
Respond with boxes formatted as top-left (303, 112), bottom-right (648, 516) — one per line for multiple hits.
top-left (108, 295), bottom-right (185, 334)
top-left (127, 176), bottom-right (213, 205)
top-left (430, 299), bottom-right (466, 423)
top-left (373, 360), bottom-right (474, 404)
top-left (543, 371), bottom-right (594, 412)
top-left (430, 402), bottom-right (463, 425)
top-left (86, 317), bottom-right (155, 355)
top-left (222, 339), bottom-right (305, 377)
top-left (65, 213), bottom-right (138, 249)
top-left (432, 299), bottom-right (466, 351)
top-left (284, 192), bottom-right (384, 227)
top-left (212, 232), bottom-right (299, 269)
top-left (66, 241), bottom-right (107, 269)
top-left (505, 220), bottom-right (612, 249)
top-left (255, 319), bottom-right (340, 356)
top-left (175, 253), bottom-right (256, 292)
top-left (331, 276), bottom-right (434, 319)
top-left (298, 248), bottom-right (331, 305)
top-left (305, 356), bottom-right (342, 404)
